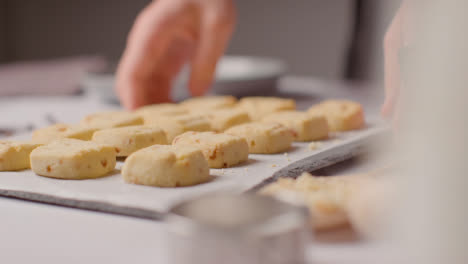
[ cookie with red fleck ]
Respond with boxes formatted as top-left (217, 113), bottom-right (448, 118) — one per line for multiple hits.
top-left (260, 172), bottom-right (364, 230)
top-left (32, 124), bottom-right (99, 144)
top-left (92, 126), bottom-right (168, 157)
top-left (0, 141), bottom-right (42, 171)
top-left (144, 114), bottom-right (212, 141)
top-left (122, 145), bottom-right (210, 187)
top-left (173, 131), bottom-right (248, 168)
top-left (30, 139), bottom-right (116, 179)
top-left (202, 109), bottom-right (251, 132)
top-left (225, 122), bottom-right (293, 154)
top-left (262, 111), bottom-right (329, 141)
top-left (237, 97), bottom-right (296, 121)
top-left (308, 100), bottom-right (365, 132)
top-left (136, 103), bottom-right (188, 124)
top-left (81, 111), bottom-right (143, 129)
top-left (180, 96), bottom-right (237, 112)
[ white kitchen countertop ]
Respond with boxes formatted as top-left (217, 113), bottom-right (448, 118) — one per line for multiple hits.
top-left (0, 76), bottom-right (387, 263)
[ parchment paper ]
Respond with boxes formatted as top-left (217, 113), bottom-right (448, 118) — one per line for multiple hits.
top-left (0, 122), bottom-right (387, 217)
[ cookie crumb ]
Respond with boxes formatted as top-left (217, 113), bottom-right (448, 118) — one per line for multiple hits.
top-left (272, 164), bottom-right (277, 168)
top-left (308, 142), bottom-right (322, 150)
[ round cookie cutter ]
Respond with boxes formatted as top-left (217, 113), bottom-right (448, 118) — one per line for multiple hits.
top-left (165, 193), bottom-right (311, 264)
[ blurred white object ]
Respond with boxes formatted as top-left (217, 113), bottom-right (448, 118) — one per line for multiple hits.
top-left (82, 56), bottom-right (287, 104)
top-left (0, 56), bottom-right (106, 96)
top-left (166, 193), bottom-right (309, 264)
top-left (390, 2), bottom-right (468, 264)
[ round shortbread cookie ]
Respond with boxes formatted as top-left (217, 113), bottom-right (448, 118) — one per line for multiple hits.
top-left (225, 122), bottom-right (293, 154)
top-left (32, 124), bottom-right (99, 144)
top-left (173, 131), bottom-right (249, 168)
top-left (180, 96), bottom-right (237, 112)
top-left (237, 97), bottom-right (296, 121)
top-left (122, 145), bottom-right (210, 187)
top-left (307, 100), bottom-right (365, 132)
top-left (145, 114), bottom-right (212, 141)
top-left (0, 141), bottom-right (42, 171)
top-left (81, 111), bottom-right (143, 129)
top-left (203, 109), bottom-right (251, 132)
top-left (259, 172), bottom-right (357, 230)
top-left (136, 103), bottom-right (188, 124)
top-left (262, 111), bottom-right (329, 141)
top-left (30, 139), bottom-right (116, 179)
top-left (92, 126), bottom-right (168, 157)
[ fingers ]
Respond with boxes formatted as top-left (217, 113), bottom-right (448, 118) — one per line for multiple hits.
top-left (382, 4), bottom-right (406, 119)
top-left (189, 1), bottom-right (236, 96)
top-left (382, 1), bottom-right (412, 120)
top-left (116, 1), bottom-right (181, 109)
top-left (116, 0), bottom-right (236, 108)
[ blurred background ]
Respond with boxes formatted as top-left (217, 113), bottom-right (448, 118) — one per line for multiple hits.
top-left (0, 0), bottom-right (399, 81)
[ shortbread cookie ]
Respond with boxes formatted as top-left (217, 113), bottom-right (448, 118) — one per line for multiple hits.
top-left (32, 124), bottom-right (98, 144)
top-left (0, 141), bottom-right (42, 171)
top-left (136, 103), bottom-right (188, 124)
top-left (307, 100), bottom-right (365, 132)
top-left (181, 96), bottom-right (237, 113)
top-left (92, 126), bottom-right (168, 157)
top-left (30, 139), bottom-right (116, 179)
top-left (260, 172), bottom-right (361, 230)
top-left (122, 145), bottom-right (210, 187)
top-left (225, 123), bottom-right (293, 154)
top-left (237, 97), bottom-right (296, 121)
top-left (173, 132), bottom-right (249, 168)
top-left (262, 111), bottom-right (329, 141)
top-left (204, 109), bottom-right (251, 132)
top-left (145, 114), bottom-right (212, 141)
top-left (81, 111), bottom-right (143, 129)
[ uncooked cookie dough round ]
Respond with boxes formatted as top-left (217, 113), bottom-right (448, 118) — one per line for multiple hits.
top-left (203, 109), bottom-right (251, 132)
top-left (259, 172), bottom-right (353, 230)
top-left (122, 145), bottom-right (210, 187)
top-left (173, 131), bottom-right (249, 168)
top-left (92, 126), bottom-right (168, 157)
top-left (307, 100), bottom-right (365, 132)
top-left (237, 96), bottom-right (296, 121)
top-left (32, 124), bottom-right (99, 144)
top-left (81, 111), bottom-right (143, 129)
top-left (262, 111), bottom-right (329, 141)
top-left (145, 114), bottom-right (212, 141)
top-left (0, 141), bottom-right (42, 171)
top-left (136, 103), bottom-right (188, 124)
top-left (180, 96), bottom-right (237, 112)
top-left (30, 139), bottom-right (116, 179)
top-left (225, 122), bottom-right (293, 154)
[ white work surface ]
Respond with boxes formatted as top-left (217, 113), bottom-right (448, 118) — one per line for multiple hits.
top-left (0, 77), bottom-right (387, 263)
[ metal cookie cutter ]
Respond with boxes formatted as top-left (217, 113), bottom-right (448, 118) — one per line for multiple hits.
top-left (165, 193), bottom-right (311, 264)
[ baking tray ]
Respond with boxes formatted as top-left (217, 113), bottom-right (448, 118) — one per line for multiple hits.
top-left (0, 121), bottom-right (388, 219)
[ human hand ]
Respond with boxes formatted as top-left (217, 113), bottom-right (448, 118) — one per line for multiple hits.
top-left (116, 0), bottom-right (236, 109)
top-left (382, 3), bottom-right (409, 125)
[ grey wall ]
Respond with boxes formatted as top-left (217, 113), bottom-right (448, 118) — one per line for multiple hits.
top-left (229, 1), bottom-right (355, 78)
top-left (3, 0), bottom-right (150, 62)
top-left (0, 1), bottom-right (6, 62)
top-left (348, 0), bottom-right (401, 80)
top-left (1, 0), bottom-right (360, 79)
